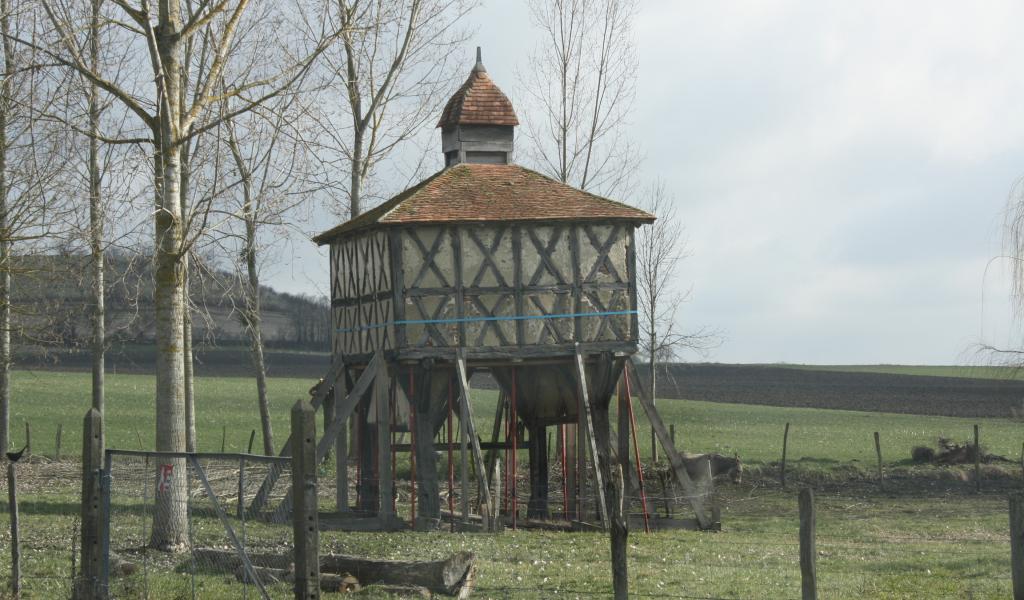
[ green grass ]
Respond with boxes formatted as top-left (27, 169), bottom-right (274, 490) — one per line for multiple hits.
top-left (7, 369), bottom-right (311, 456)
top-left (2, 369), bottom-right (1023, 598)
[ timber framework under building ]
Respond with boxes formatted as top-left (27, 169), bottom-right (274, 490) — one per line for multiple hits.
top-left (277, 49), bottom-right (716, 532)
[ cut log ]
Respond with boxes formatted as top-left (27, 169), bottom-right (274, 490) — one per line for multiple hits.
top-left (192, 548), bottom-right (292, 571)
top-left (321, 551), bottom-right (476, 597)
top-left (233, 565), bottom-right (359, 593)
top-left (194, 548), bottom-right (476, 597)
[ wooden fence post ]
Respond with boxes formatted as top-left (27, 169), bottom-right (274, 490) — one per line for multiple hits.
top-left (55, 423), bottom-right (63, 461)
top-left (1011, 493), bottom-right (1024, 600)
top-left (799, 488), bottom-right (817, 600)
top-left (78, 408), bottom-right (103, 599)
top-left (238, 430), bottom-right (256, 519)
top-left (975, 425), bottom-right (982, 493)
top-left (291, 399), bottom-right (319, 600)
top-left (781, 423), bottom-right (790, 488)
top-left (24, 421), bottom-right (30, 456)
top-left (609, 465), bottom-right (628, 600)
top-left (873, 432), bottom-right (883, 487)
top-left (8, 460), bottom-right (20, 599)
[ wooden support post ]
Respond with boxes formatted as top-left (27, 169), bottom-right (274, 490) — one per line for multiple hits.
top-left (617, 379), bottom-right (632, 500)
top-left (626, 359), bottom-right (712, 529)
top-left (24, 421), bottom-right (30, 456)
top-left (873, 432), bottom-right (883, 487)
top-left (460, 384), bottom-right (470, 523)
top-left (455, 351), bottom-right (493, 524)
top-left (8, 461), bottom-right (20, 599)
top-left (975, 424), bottom-right (982, 493)
top-left (336, 401), bottom-right (348, 514)
top-left (799, 488), bottom-right (817, 600)
top-left (78, 408), bottom-right (103, 600)
top-left (291, 399), bottom-right (320, 600)
top-left (485, 392), bottom-right (507, 487)
top-left (491, 458), bottom-right (502, 533)
top-left (413, 364), bottom-right (440, 530)
top-left (781, 422), bottom-right (790, 488)
top-left (55, 423), bottom-right (63, 461)
top-left (376, 360), bottom-right (393, 521)
top-left (249, 359), bottom-right (348, 514)
top-left (527, 422), bottom-right (549, 519)
top-left (608, 465), bottom-right (628, 600)
top-left (1011, 493), bottom-right (1024, 600)
top-left (670, 424), bottom-right (676, 447)
top-left (565, 424), bottom-right (577, 520)
top-left (574, 345), bottom-right (608, 529)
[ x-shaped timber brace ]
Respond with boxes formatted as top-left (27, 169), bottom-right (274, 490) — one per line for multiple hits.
top-left (248, 347), bottom-right (713, 531)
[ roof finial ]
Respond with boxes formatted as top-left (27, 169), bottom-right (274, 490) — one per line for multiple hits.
top-left (473, 46), bottom-right (486, 73)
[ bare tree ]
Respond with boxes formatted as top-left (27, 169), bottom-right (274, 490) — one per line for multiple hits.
top-left (0, 0), bottom-right (74, 453)
top-left (518, 0), bottom-right (639, 197)
top-left (312, 0), bottom-right (474, 218)
top-left (217, 94), bottom-right (313, 455)
top-left (35, 0), bottom-right (336, 548)
top-left (636, 182), bottom-right (717, 461)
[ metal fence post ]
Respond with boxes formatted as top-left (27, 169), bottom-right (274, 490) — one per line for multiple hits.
top-left (292, 399), bottom-right (319, 599)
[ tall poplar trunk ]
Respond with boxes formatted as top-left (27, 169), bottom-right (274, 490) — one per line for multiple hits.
top-left (180, 144), bottom-right (195, 453)
top-left (0, 0), bottom-right (12, 455)
top-left (150, 0), bottom-right (188, 549)
top-left (89, 0), bottom-right (104, 426)
top-left (245, 238), bottom-right (273, 456)
top-left (226, 121), bottom-right (274, 455)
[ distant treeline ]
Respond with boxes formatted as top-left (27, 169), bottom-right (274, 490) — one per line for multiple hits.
top-left (9, 252), bottom-right (330, 356)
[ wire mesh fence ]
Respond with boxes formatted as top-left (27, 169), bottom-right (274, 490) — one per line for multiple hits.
top-left (104, 450), bottom-right (296, 599)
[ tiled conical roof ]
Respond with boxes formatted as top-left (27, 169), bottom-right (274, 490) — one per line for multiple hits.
top-left (437, 49), bottom-right (518, 128)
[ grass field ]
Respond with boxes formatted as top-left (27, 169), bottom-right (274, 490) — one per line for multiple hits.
top-left (1, 368), bottom-right (1022, 599)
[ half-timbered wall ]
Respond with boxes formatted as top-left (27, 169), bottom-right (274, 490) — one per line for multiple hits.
top-left (396, 222), bottom-right (637, 356)
top-left (330, 230), bottom-right (394, 357)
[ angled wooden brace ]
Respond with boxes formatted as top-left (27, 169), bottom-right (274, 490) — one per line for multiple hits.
top-left (247, 358), bottom-right (349, 515)
top-left (573, 344), bottom-right (609, 530)
top-left (626, 357), bottom-right (712, 529)
top-left (455, 349), bottom-right (493, 523)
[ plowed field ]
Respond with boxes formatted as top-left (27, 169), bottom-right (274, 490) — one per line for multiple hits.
top-left (649, 364), bottom-right (1024, 418)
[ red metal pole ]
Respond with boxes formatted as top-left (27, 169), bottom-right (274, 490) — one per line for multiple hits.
top-left (409, 367), bottom-right (416, 525)
top-left (511, 368), bottom-right (518, 529)
top-left (624, 368), bottom-right (651, 533)
top-left (560, 424), bottom-right (568, 519)
top-left (503, 392), bottom-right (510, 514)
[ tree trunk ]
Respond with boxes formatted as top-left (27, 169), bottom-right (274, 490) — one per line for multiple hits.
top-left (149, 0), bottom-right (188, 548)
top-left (0, 0), bottom-right (11, 455)
top-left (649, 336), bottom-right (657, 463)
top-left (180, 141), bottom-right (195, 453)
top-left (89, 0), bottom-right (104, 423)
top-left (245, 246), bottom-right (273, 456)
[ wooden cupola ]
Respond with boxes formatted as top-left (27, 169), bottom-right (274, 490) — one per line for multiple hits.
top-left (437, 47), bottom-right (518, 166)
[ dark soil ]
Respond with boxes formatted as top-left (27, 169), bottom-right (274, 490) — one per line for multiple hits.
top-left (645, 364), bottom-right (1024, 419)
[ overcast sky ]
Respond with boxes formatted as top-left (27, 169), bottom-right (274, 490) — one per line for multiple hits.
top-left (270, 0), bottom-right (1024, 365)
